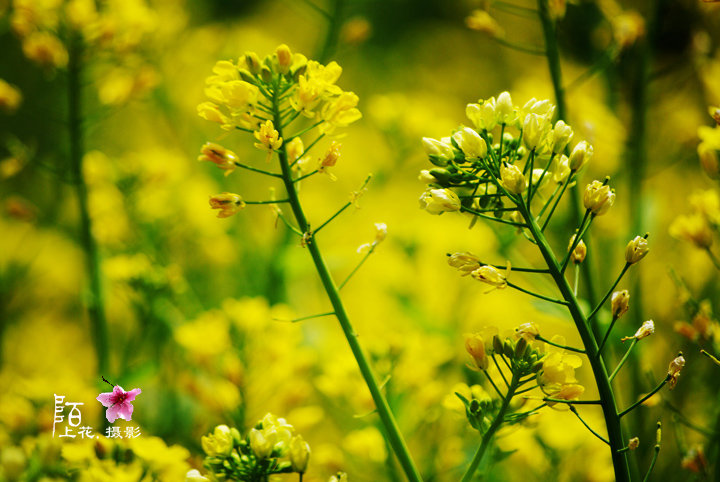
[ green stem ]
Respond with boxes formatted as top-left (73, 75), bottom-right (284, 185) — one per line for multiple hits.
top-left (506, 282), bottom-right (569, 306)
top-left (68, 33), bottom-right (109, 376)
top-left (540, 173), bottom-right (572, 231)
top-left (608, 339), bottom-right (638, 382)
top-left (460, 372), bottom-right (520, 482)
top-left (597, 315), bottom-right (619, 356)
top-left (518, 200), bottom-right (630, 482)
top-left (619, 375), bottom-right (669, 418)
top-left (537, 0), bottom-right (597, 308)
top-left (233, 162), bottom-right (282, 178)
top-left (535, 335), bottom-right (585, 354)
top-left (339, 246), bottom-right (375, 290)
top-left (482, 370), bottom-right (505, 399)
top-left (271, 88), bottom-right (422, 482)
top-left (317, 0), bottom-right (345, 63)
top-left (706, 248), bottom-right (720, 271)
top-left (642, 424), bottom-right (661, 482)
top-left (587, 264), bottom-right (630, 323)
top-left (569, 405), bottom-right (609, 445)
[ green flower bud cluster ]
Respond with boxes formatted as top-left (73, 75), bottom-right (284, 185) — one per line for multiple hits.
top-left (194, 414), bottom-right (310, 481)
top-left (418, 92), bottom-right (593, 222)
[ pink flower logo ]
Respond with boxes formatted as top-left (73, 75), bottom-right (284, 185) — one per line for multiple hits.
top-left (97, 380), bottom-right (141, 423)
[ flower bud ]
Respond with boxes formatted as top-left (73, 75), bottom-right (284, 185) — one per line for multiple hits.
top-left (422, 137), bottom-right (454, 166)
top-left (568, 235), bottom-right (587, 264)
top-left (201, 425), bottom-right (234, 457)
top-left (634, 320), bottom-right (654, 340)
top-left (186, 469), bottom-right (210, 481)
top-left (249, 428), bottom-right (273, 459)
top-left (275, 44), bottom-right (293, 74)
top-left (493, 335), bottom-right (504, 354)
top-left (495, 91), bottom-right (514, 125)
top-left (448, 252), bottom-right (481, 276)
top-left (583, 179), bottom-right (615, 216)
top-left (698, 144), bottom-right (719, 179)
top-left (628, 437), bottom-right (640, 451)
top-left (625, 235), bottom-right (649, 265)
top-left (516, 322), bottom-right (539, 339)
top-left (500, 163), bottom-right (526, 195)
top-left (289, 435), bottom-right (311, 473)
top-left (466, 99), bottom-right (497, 131)
top-left (260, 65), bottom-right (273, 83)
top-left (418, 169), bottom-right (437, 183)
top-left (471, 265), bottom-right (507, 288)
top-left (550, 120), bottom-right (573, 153)
top-left (209, 193), bottom-right (246, 218)
top-left (668, 353), bottom-right (685, 390)
top-left (523, 113), bottom-right (549, 150)
top-left (198, 142), bottom-right (238, 175)
top-left (244, 52), bottom-right (261, 74)
top-left (465, 333), bottom-right (489, 370)
top-left (419, 188), bottom-right (461, 215)
top-left (514, 336), bottom-right (528, 358)
top-left (568, 141), bottom-right (593, 171)
top-left (611, 290), bottom-right (630, 319)
top-left (452, 127), bottom-right (487, 159)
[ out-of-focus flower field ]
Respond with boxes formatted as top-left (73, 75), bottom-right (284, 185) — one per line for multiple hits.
top-left (1, 0), bottom-right (720, 480)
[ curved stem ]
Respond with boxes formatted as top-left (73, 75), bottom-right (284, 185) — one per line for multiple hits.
top-left (271, 90), bottom-right (422, 482)
top-left (609, 339), bottom-right (638, 382)
top-left (536, 0), bottom-right (597, 308)
top-left (460, 372), bottom-right (520, 482)
top-left (68, 33), bottom-right (109, 376)
top-left (518, 201), bottom-right (631, 482)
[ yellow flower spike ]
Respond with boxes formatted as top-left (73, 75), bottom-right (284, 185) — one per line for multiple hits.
top-left (452, 127), bottom-right (487, 159)
top-left (465, 333), bottom-right (490, 370)
top-left (470, 265), bottom-right (507, 289)
top-left (583, 179), bottom-right (615, 215)
top-left (448, 252), bottom-right (482, 276)
top-left (667, 353), bottom-right (685, 390)
top-left (568, 140), bottom-right (593, 171)
top-left (611, 290), bottom-right (630, 319)
top-left (209, 193), bottom-right (246, 218)
top-left (254, 120), bottom-right (283, 162)
top-left (625, 235), bottom-right (649, 264)
top-left (419, 188), bottom-right (461, 215)
top-left (0, 79), bottom-right (22, 113)
top-left (500, 162), bottom-right (526, 195)
top-left (198, 142), bottom-right (238, 176)
top-left (289, 435), bottom-right (311, 473)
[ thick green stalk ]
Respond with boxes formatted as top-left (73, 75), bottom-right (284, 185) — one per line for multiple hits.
top-left (271, 95), bottom-right (421, 482)
top-left (536, 0), bottom-right (598, 311)
top-left (460, 372), bottom-right (520, 482)
top-left (518, 202), bottom-right (631, 482)
top-left (68, 34), bottom-right (109, 375)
